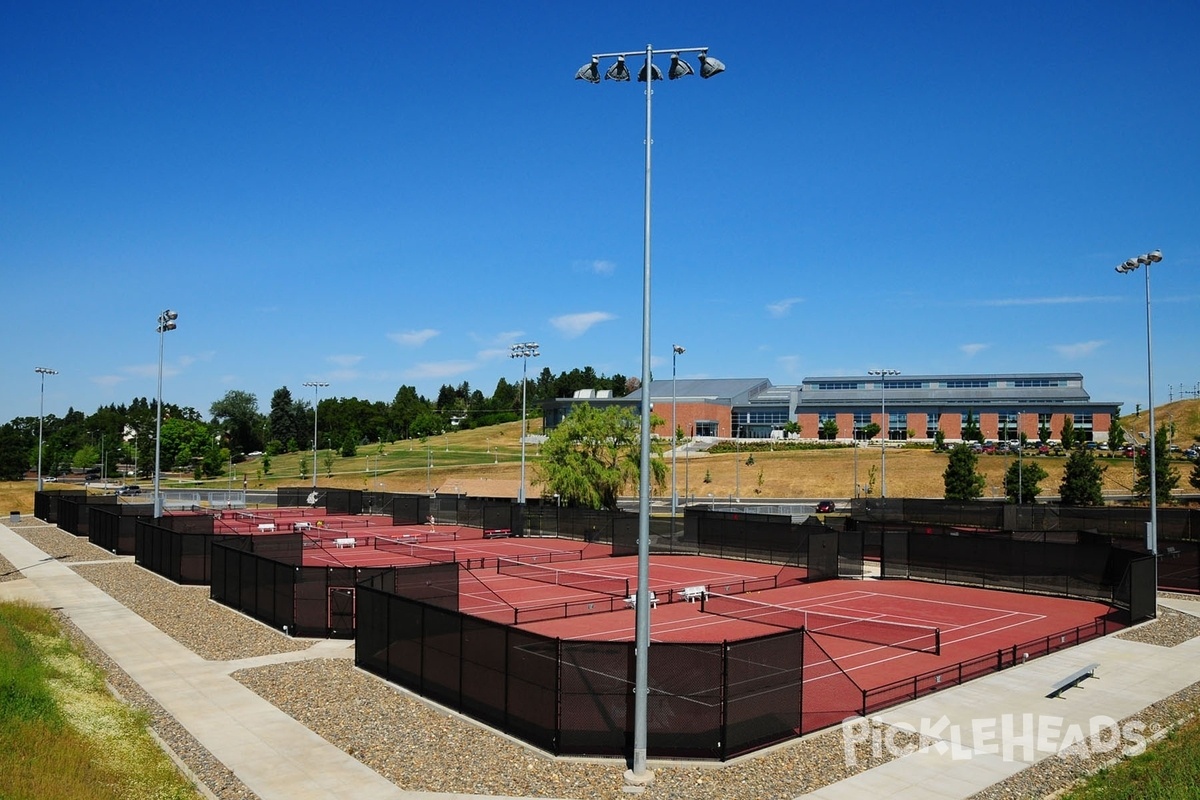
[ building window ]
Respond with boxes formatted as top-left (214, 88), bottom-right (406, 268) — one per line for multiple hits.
top-left (945, 379), bottom-right (994, 389)
top-left (815, 381), bottom-right (864, 390)
top-left (1013, 378), bottom-right (1063, 388)
top-left (1073, 413), bottom-right (1093, 442)
top-left (853, 411), bottom-right (872, 440)
top-left (997, 412), bottom-right (1018, 441)
top-left (817, 412), bottom-right (837, 440)
top-left (888, 411), bottom-right (906, 440)
top-left (926, 413), bottom-right (940, 439)
top-left (888, 380), bottom-right (925, 389)
top-left (1038, 413), bottom-right (1053, 439)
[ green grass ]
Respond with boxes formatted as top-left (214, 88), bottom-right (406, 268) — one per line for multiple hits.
top-left (0, 601), bottom-right (200, 800)
top-left (1058, 717), bottom-right (1200, 800)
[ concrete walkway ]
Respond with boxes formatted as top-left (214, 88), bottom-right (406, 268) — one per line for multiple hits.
top-left (798, 594), bottom-right (1200, 798)
top-left (0, 522), bottom-right (556, 800)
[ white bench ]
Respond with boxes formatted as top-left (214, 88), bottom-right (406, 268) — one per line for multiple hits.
top-left (681, 585), bottom-right (708, 603)
top-left (333, 537), bottom-right (357, 548)
top-left (257, 523), bottom-right (276, 533)
top-left (625, 592), bottom-right (657, 610)
top-left (1048, 662), bottom-right (1099, 698)
top-left (293, 521), bottom-right (313, 532)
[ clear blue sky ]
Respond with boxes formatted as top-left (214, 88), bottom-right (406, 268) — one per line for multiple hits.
top-left (4, 1), bottom-right (1198, 424)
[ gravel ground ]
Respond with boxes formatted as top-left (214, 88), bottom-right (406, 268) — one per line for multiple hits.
top-left (9, 521), bottom-right (1200, 800)
top-left (235, 658), bottom-right (926, 800)
top-left (71, 560), bottom-right (309, 661)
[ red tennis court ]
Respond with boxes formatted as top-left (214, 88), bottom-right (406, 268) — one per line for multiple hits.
top-left (510, 569), bottom-right (1118, 693)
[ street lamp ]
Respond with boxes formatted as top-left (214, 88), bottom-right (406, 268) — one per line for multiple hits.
top-left (671, 344), bottom-right (685, 528)
top-left (1115, 249), bottom-right (1163, 557)
top-left (867, 369), bottom-right (900, 499)
top-left (510, 342), bottom-right (539, 504)
top-left (153, 309), bottom-right (178, 518)
top-left (34, 367), bottom-right (58, 491)
top-left (302, 381), bottom-right (329, 490)
top-left (577, 43), bottom-right (724, 786)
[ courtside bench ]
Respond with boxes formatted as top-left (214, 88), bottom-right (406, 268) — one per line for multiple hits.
top-left (1047, 662), bottom-right (1099, 698)
top-left (484, 529), bottom-right (513, 539)
top-left (333, 537), bottom-right (357, 548)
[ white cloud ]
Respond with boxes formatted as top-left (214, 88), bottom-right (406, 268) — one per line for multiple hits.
top-left (977, 295), bottom-right (1118, 307)
top-left (404, 360), bottom-right (477, 380)
top-left (1053, 340), bottom-right (1105, 358)
top-left (575, 259), bottom-right (616, 276)
top-left (960, 343), bottom-right (989, 357)
top-left (550, 311), bottom-right (615, 338)
top-left (93, 374), bottom-right (126, 388)
top-left (766, 297), bottom-right (804, 317)
top-left (327, 354), bottom-right (364, 368)
top-left (388, 329), bottom-right (439, 347)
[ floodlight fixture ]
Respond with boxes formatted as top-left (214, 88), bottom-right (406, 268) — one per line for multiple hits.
top-left (699, 51), bottom-right (726, 78)
top-left (638, 61), bottom-right (663, 82)
top-left (575, 57), bottom-right (601, 83)
top-left (668, 53), bottom-right (694, 80)
top-left (606, 55), bottom-right (630, 81)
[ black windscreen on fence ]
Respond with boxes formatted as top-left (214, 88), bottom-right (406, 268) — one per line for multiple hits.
top-left (723, 630), bottom-right (803, 758)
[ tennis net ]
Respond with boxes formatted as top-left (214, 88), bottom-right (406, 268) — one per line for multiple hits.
top-left (701, 593), bottom-right (940, 654)
top-left (497, 557), bottom-right (630, 598)
top-left (373, 535), bottom-right (457, 563)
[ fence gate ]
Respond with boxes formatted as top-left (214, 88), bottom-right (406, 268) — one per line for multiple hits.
top-left (328, 587), bottom-right (356, 636)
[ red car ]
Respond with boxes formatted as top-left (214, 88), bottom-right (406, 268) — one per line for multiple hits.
top-left (816, 501), bottom-right (836, 513)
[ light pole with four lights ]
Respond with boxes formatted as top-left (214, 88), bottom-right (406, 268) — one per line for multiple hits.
top-left (35, 367), bottom-right (58, 491)
top-left (576, 42), bottom-right (724, 786)
top-left (867, 369), bottom-right (900, 499)
top-left (670, 344), bottom-right (685, 528)
top-left (510, 343), bottom-right (540, 505)
top-left (153, 310), bottom-right (178, 518)
top-left (302, 381), bottom-right (330, 490)
top-left (1115, 249), bottom-right (1163, 558)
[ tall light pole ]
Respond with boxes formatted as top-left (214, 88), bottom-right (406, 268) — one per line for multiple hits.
top-left (510, 342), bottom-right (539, 504)
top-left (867, 369), bottom-right (900, 498)
top-left (1017, 410), bottom-right (1023, 504)
top-left (35, 367), bottom-right (58, 492)
top-left (302, 381), bottom-right (329, 490)
top-left (577, 43), bottom-right (725, 785)
top-left (153, 310), bottom-right (178, 518)
top-left (1116, 249), bottom-right (1163, 558)
top-left (671, 344), bottom-right (685, 527)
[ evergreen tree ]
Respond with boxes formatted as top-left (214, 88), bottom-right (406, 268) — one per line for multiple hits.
top-left (1003, 459), bottom-right (1048, 503)
top-left (943, 444), bottom-right (985, 500)
top-left (1108, 415), bottom-right (1126, 452)
top-left (1133, 425), bottom-right (1179, 505)
top-left (1060, 416), bottom-right (1075, 450)
top-left (820, 418), bottom-right (839, 440)
top-left (962, 409), bottom-right (982, 443)
top-left (1059, 449), bottom-right (1105, 506)
top-left (1189, 457), bottom-right (1200, 492)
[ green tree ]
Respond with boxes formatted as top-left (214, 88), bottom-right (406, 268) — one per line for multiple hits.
top-left (1060, 416), bottom-right (1075, 450)
top-left (261, 452), bottom-right (271, 475)
top-left (862, 422), bottom-right (881, 441)
top-left (268, 387), bottom-right (300, 450)
top-left (1108, 415), bottom-right (1126, 453)
top-left (322, 449), bottom-right (336, 477)
top-left (208, 390), bottom-right (263, 455)
top-left (962, 410), bottom-right (982, 443)
top-left (1038, 421), bottom-right (1050, 444)
top-left (943, 444), bottom-right (985, 500)
top-left (782, 421), bottom-right (800, 439)
top-left (0, 423), bottom-right (31, 480)
top-left (1133, 425), bottom-right (1179, 505)
top-left (820, 418), bottom-right (839, 440)
top-left (535, 403), bottom-right (666, 510)
top-left (1059, 449), bottom-right (1105, 506)
top-left (340, 433), bottom-right (358, 458)
top-left (1189, 457), bottom-right (1200, 492)
top-left (1004, 459), bottom-right (1048, 503)
top-left (934, 430), bottom-right (946, 451)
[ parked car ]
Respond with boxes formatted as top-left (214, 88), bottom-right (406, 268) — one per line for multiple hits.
top-left (115, 485), bottom-right (142, 496)
top-left (816, 500), bottom-right (836, 513)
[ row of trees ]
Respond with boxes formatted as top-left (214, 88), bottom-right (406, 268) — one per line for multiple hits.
top-left (943, 425), bottom-right (1193, 504)
top-left (0, 367), bottom-right (630, 482)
